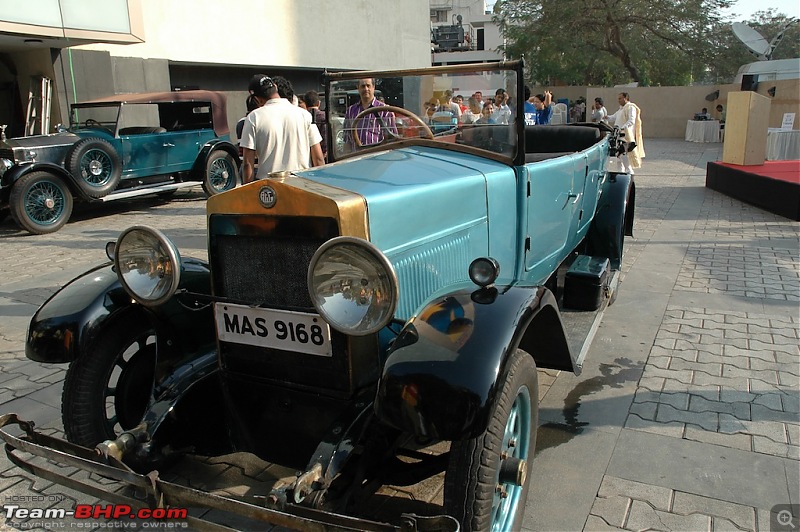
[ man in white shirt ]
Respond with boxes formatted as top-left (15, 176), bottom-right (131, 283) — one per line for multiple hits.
top-left (240, 75), bottom-right (324, 183)
top-left (607, 92), bottom-right (645, 174)
top-left (490, 88), bottom-right (512, 125)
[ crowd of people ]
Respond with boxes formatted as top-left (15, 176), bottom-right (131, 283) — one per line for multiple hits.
top-left (235, 72), bottom-right (646, 178)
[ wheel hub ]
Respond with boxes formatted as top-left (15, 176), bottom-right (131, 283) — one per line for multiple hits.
top-left (89, 160), bottom-right (103, 176)
top-left (43, 197), bottom-right (55, 210)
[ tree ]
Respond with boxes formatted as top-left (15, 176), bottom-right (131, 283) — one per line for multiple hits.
top-left (495, 0), bottom-right (737, 86)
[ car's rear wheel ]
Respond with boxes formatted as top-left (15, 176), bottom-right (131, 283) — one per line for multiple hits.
top-left (202, 149), bottom-right (239, 196)
top-left (444, 348), bottom-right (538, 532)
top-left (9, 171), bottom-right (74, 234)
top-left (66, 138), bottom-right (122, 198)
top-left (62, 316), bottom-right (156, 446)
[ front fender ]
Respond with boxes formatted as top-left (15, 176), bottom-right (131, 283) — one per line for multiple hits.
top-left (375, 284), bottom-right (573, 441)
top-left (1, 162), bottom-right (94, 202)
top-left (192, 139), bottom-right (238, 179)
top-left (26, 258), bottom-right (214, 364)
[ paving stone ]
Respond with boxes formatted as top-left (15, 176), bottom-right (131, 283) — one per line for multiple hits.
top-left (625, 414), bottom-right (685, 438)
top-left (582, 514), bottom-right (626, 531)
top-left (597, 476), bottom-right (673, 512)
top-left (626, 499), bottom-right (711, 532)
top-left (672, 491), bottom-right (756, 530)
top-left (589, 495), bottom-right (630, 528)
top-left (751, 435), bottom-right (800, 460)
top-left (683, 425), bottom-right (752, 452)
top-left (657, 404), bottom-right (718, 431)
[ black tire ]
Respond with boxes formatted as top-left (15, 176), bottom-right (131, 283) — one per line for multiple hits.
top-left (9, 171), bottom-right (74, 234)
top-left (202, 149), bottom-right (239, 196)
top-left (62, 317), bottom-right (156, 447)
top-left (66, 137), bottom-right (122, 198)
top-left (444, 348), bottom-right (538, 532)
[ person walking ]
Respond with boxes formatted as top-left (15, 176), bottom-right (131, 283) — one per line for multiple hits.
top-left (303, 90), bottom-right (327, 162)
top-left (607, 92), bottom-right (645, 174)
top-left (590, 97), bottom-right (608, 124)
top-left (239, 74), bottom-right (324, 183)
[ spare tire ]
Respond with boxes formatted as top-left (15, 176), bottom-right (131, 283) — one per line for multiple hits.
top-left (66, 138), bottom-right (122, 198)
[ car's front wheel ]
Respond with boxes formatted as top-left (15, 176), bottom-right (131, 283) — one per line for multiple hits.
top-left (9, 171), bottom-right (74, 234)
top-left (444, 348), bottom-right (538, 532)
top-left (202, 149), bottom-right (239, 196)
top-left (62, 316), bottom-right (156, 446)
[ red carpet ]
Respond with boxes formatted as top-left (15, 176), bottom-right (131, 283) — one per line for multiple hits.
top-left (716, 160), bottom-right (800, 184)
top-left (706, 161), bottom-right (800, 220)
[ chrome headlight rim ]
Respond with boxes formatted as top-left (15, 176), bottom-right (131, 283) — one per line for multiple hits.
top-left (307, 236), bottom-right (399, 336)
top-left (114, 225), bottom-right (181, 307)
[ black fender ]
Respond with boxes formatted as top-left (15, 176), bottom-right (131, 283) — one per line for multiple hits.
top-left (26, 257), bottom-right (214, 365)
top-left (587, 171), bottom-right (635, 269)
top-left (1, 162), bottom-right (96, 202)
top-left (191, 139), bottom-right (239, 179)
top-left (374, 284), bottom-right (573, 441)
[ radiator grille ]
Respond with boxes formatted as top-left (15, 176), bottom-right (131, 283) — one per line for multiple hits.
top-left (208, 215), bottom-right (380, 394)
top-left (209, 215), bottom-right (338, 309)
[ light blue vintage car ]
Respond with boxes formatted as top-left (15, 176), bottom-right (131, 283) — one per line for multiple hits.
top-left (1, 61), bottom-right (635, 531)
top-left (0, 90), bottom-right (239, 234)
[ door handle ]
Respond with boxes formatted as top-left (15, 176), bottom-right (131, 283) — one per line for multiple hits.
top-left (568, 192), bottom-right (581, 204)
top-left (163, 143), bottom-right (175, 147)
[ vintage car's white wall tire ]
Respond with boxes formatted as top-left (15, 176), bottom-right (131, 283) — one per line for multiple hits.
top-left (444, 348), bottom-right (538, 532)
top-left (202, 150), bottom-right (239, 196)
top-left (9, 171), bottom-right (74, 234)
top-left (66, 138), bottom-right (122, 198)
top-left (62, 317), bottom-right (156, 447)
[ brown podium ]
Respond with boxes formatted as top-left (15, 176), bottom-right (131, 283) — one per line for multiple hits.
top-left (722, 91), bottom-right (770, 165)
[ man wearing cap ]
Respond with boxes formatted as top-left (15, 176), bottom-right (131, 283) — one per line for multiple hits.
top-left (240, 74), bottom-right (324, 183)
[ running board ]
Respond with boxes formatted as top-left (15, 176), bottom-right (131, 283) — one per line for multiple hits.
top-left (561, 269), bottom-right (620, 372)
top-left (101, 181), bottom-right (201, 202)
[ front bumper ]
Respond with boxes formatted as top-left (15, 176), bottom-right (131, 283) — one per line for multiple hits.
top-left (0, 414), bottom-right (459, 532)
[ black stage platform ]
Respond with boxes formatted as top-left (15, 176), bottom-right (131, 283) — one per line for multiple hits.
top-left (706, 160), bottom-right (800, 221)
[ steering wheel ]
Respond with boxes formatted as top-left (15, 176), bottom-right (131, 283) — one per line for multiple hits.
top-left (85, 119), bottom-right (104, 128)
top-left (352, 105), bottom-right (434, 147)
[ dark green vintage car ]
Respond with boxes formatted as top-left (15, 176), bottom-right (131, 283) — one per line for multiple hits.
top-left (0, 90), bottom-right (239, 234)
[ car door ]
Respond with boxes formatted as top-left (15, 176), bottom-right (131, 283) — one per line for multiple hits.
top-left (117, 104), bottom-right (168, 179)
top-left (524, 155), bottom-right (581, 282)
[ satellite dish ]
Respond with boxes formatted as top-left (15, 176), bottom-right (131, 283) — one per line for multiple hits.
top-left (732, 23), bottom-right (771, 60)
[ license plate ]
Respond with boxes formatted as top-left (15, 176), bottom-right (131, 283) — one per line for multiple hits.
top-left (214, 303), bottom-right (332, 357)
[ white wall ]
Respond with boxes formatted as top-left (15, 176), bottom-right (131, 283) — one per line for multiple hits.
top-left (75, 0), bottom-right (431, 71)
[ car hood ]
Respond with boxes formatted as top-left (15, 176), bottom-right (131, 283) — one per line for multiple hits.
top-left (298, 146), bottom-right (510, 253)
top-left (2, 132), bottom-right (81, 152)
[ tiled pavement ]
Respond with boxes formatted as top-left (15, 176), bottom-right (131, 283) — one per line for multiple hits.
top-left (0, 139), bottom-right (797, 531)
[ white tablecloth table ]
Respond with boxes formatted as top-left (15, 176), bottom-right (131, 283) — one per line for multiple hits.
top-left (766, 128), bottom-right (800, 161)
top-left (685, 120), bottom-right (721, 143)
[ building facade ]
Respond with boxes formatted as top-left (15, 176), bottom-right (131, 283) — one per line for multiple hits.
top-left (429, 0), bottom-right (503, 66)
top-left (0, 0), bottom-right (431, 138)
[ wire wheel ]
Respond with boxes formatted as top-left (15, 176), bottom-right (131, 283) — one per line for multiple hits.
top-left (66, 138), bottom-right (122, 198)
top-left (203, 149), bottom-right (239, 196)
top-left (9, 171), bottom-right (73, 234)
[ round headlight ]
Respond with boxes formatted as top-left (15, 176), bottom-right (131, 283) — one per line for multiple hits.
top-left (114, 226), bottom-right (181, 306)
top-left (469, 257), bottom-right (500, 287)
top-left (308, 237), bottom-right (398, 336)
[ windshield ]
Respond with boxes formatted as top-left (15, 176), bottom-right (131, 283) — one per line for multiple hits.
top-left (327, 63), bottom-right (519, 162)
top-left (69, 105), bottom-right (121, 133)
